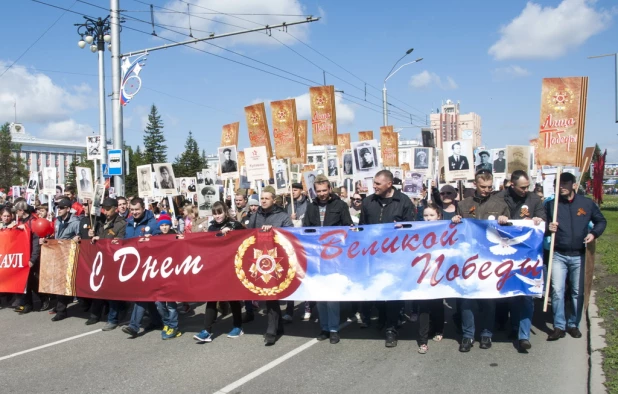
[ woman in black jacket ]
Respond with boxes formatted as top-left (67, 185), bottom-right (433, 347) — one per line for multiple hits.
top-left (194, 202), bottom-right (245, 343)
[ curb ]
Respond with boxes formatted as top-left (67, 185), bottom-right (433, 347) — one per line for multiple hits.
top-left (588, 290), bottom-right (607, 393)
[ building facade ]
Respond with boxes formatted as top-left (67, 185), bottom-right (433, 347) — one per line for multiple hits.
top-left (429, 100), bottom-right (482, 150)
top-left (9, 122), bottom-right (87, 184)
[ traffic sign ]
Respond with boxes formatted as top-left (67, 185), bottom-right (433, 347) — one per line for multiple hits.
top-left (108, 149), bottom-right (123, 176)
top-left (101, 163), bottom-right (111, 179)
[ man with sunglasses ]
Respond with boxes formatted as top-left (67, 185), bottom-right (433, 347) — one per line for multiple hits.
top-left (452, 170), bottom-right (509, 352)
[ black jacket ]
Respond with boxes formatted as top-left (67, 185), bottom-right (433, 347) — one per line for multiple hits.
top-left (303, 194), bottom-right (353, 227)
top-left (359, 188), bottom-right (415, 225)
top-left (208, 218), bottom-right (245, 232)
top-left (22, 215), bottom-right (41, 265)
top-left (94, 214), bottom-right (127, 239)
top-left (546, 194), bottom-right (606, 255)
top-left (496, 188), bottom-right (546, 221)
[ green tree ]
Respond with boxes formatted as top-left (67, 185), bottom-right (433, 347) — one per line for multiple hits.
top-left (201, 149), bottom-right (208, 169)
top-left (0, 122), bottom-right (29, 191)
top-left (173, 131), bottom-right (204, 177)
top-left (143, 104), bottom-right (167, 164)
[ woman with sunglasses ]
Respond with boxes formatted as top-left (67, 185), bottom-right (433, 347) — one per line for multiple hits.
top-left (431, 183), bottom-right (458, 220)
top-left (349, 193), bottom-right (363, 225)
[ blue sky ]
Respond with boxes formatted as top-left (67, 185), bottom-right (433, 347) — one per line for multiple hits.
top-left (1, 0), bottom-right (617, 162)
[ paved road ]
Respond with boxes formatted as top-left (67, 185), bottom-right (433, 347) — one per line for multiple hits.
top-left (0, 299), bottom-right (588, 394)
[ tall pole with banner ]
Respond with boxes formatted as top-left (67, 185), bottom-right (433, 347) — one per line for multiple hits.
top-left (110, 0), bottom-right (124, 195)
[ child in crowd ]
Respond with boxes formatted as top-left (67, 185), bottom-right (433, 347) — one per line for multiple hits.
top-left (155, 213), bottom-right (182, 340)
top-left (194, 201), bottom-right (245, 343)
top-left (416, 202), bottom-right (445, 354)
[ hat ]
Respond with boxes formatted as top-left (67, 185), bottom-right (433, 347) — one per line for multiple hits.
top-left (101, 197), bottom-right (118, 208)
top-left (416, 150), bottom-right (427, 157)
top-left (236, 188), bottom-right (247, 196)
top-left (201, 186), bottom-right (215, 196)
top-left (248, 198), bottom-right (259, 206)
top-left (292, 182), bottom-right (303, 190)
top-left (479, 150), bottom-right (490, 158)
top-left (57, 198), bottom-right (72, 208)
top-left (440, 184), bottom-right (457, 194)
top-left (262, 186), bottom-right (276, 196)
top-left (158, 213), bottom-right (172, 226)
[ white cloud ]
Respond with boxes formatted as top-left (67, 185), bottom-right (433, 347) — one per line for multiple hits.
top-left (40, 119), bottom-right (95, 141)
top-left (409, 71), bottom-right (457, 90)
top-left (488, 0), bottom-right (612, 60)
top-left (0, 62), bottom-right (94, 123)
top-left (288, 271), bottom-right (397, 301)
top-left (156, 0), bottom-right (311, 48)
top-left (492, 65), bottom-right (531, 80)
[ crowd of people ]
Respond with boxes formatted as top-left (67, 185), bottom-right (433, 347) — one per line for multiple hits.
top-left (0, 168), bottom-right (607, 353)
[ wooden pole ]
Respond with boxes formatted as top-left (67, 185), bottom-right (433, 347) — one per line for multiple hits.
top-left (286, 158), bottom-right (295, 216)
top-left (543, 166), bottom-right (562, 312)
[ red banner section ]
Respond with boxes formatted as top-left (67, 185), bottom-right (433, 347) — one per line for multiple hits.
top-left (0, 228), bottom-right (31, 293)
top-left (75, 230), bottom-right (307, 302)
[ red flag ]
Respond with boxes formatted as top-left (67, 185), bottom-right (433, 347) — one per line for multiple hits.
top-left (0, 228), bottom-right (32, 293)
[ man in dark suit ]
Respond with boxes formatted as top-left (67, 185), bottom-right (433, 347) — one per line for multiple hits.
top-left (448, 142), bottom-right (469, 170)
top-left (493, 150), bottom-right (506, 173)
top-left (221, 148), bottom-right (237, 173)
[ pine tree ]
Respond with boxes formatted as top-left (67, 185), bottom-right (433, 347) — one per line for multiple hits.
top-left (201, 149), bottom-right (209, 169)
top-left (143, 104), bottom-right (167, 164)
top-left (0, 122), bottom-right (29, 191)
top-left (173, 131), bottom-right (204, 177)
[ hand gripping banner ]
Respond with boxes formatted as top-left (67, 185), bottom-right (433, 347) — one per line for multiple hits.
top-left (0, 228), bottom-right (31, 293)
top-left (75, 220), bottom-right (544, 302)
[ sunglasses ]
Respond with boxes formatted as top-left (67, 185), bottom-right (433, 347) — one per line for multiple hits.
top-left (440, 192), bottom-right (454, 196)
top-left (352, 198), bottom-right (363, 202)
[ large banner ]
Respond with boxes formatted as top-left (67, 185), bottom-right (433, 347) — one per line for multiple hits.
top-left (271, 99), bottom-right (299, 159)
top-left (0, 228), bottom-right (31, 293)
top-left (75, 220), bottom-right (544, 302)
top-left (310, 85), bottom-right (337, 146)
top-left (537, 77), bottom-right (588, 167)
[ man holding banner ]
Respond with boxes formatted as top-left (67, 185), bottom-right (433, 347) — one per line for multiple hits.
top-left (359, 170), bottom-right (415, 348)
top-left (303, 175), bottom-right (353, 344)
top-left (546, 172), bottom-right (606, 341)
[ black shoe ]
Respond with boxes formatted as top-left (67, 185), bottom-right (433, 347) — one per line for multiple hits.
top-left (330, 332), bottom-right (340, 344)
top-left (508, 329), bottom-right (518, 340)
top-left (40, 299), bottom-right (51, 311)
top-left (51, 314), bottom-right (66, 322)
top-left (122, 326), bottom-right (138, 338)
top-left (567, 327), bottom-right (582, 338)
top-left (316, 330), bottom-right (329, 341)
top-left (459, 338), bottom-right (473, 352)
top-left (548, 328), bottom-right (565, 341)
top-left (264, 333), bottom-right (276, 346)
top-left (385, 330), bottom-right (397, 348)
top-left (480, 336), bottom-right (492, 349)
top-left (19, 305), bottom-right (33, 315)
top-left (519, 339), bottom-right (532, 350)
top-left (85, 317), bottom-right (99, 325)
top-left (242, 312), bottom-right (255, 323)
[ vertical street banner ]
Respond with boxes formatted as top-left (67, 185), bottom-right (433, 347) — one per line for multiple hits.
top-left (537, 77), bottom-right (588, 167)
top-left (310, 85), bottom-right (337, 146)
top-left (245, 102), bottom-right (273, 177)
top-left (359, 131), bottom-right (374, 141)
top-left (0, 228), bottom-right (31, 293)
top-left (39, 240), bottom-right (79, 296)
top-left (271, 99), bottom-right (299, 159)
top-left (292, 120), bottom-right (308, 165)
top-left (336, 133), bottom-right (351, 164)
top-left (380, 126), bottom-right (399, 167)
top-left (221, 122), bottom-right (240, 147)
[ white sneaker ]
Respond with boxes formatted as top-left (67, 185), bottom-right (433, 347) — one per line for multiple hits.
top-left (282, 314), bottom-right (293, 322)
top-left (302, 312), bottom-right (311, 321)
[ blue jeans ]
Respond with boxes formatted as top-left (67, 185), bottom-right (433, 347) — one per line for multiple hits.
top-left (317, 301), bottom-right (340, 332)
top-left (156, 301), bottom-right (178, 329)
top-left (461, 299), bottom-right (495, 339)
top-left (509, 296), bottom-right (534, 340)
top-left (551, 253), bottom-right (585, 330)
top-left (129, 302), bottom-right (162, 332)
top-left (107, 301), bottom-right (123, 325)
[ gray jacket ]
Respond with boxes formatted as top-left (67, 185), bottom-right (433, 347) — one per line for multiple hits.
top-left (286, 195), bottom-right (308, 219)
top-left (248, 205), bottom-right (293, 229)
top-left (54, 214), bottom-right (81, 240)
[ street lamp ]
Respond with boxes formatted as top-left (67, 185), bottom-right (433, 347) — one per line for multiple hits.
top-left (76, 16), bottom-right (111, 186)
top-left (383, 48), bottom-right (423, 126)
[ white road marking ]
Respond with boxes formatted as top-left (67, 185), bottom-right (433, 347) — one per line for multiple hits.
top-left (0, 329), bottom-right (102, 362)
top-left (213, 321), bottom-right (352, 394)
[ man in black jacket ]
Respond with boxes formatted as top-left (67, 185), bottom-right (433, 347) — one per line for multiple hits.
top-left (495, 170), bottom-right (545, 351)
top-left (359, 170), bottom-right (415, 348)
top-left (547, 172), bottom-right (606, 340)
top-left (303, 175), bottom-right (353, 344)
top-left (13, 201), bottom-right (41, 314)
top-left (246, 186), bottom-right (294, 345)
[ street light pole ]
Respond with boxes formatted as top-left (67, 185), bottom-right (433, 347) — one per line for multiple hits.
top-left (110, 0), bottom-right (124, 195)
top-left (589, 53), bottom-right (618, 124)
top-left (383, 48), bottom-right (422, 126)
top-left (76, 16), bottom-right (111, 187)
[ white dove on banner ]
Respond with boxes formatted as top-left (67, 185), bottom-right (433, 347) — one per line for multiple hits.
top-left (486, 226), bottom-right (532, 256)
top-left (515, 272), bottom-right (544, 294)
top-left (120, 53), bottom-right (148, 106)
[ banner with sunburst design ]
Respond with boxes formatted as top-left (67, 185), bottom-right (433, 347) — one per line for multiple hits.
top-left (271, 99), bottom-right (299, 159)
top-left (310, 85), bottom-right (337, 146)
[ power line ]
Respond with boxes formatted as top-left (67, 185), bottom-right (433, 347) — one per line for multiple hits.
top-left (1, 1), bottom-right (78, 79)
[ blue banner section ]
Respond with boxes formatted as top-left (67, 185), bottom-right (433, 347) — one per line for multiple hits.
top-left (283, 220), bottom-right (544, 301)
